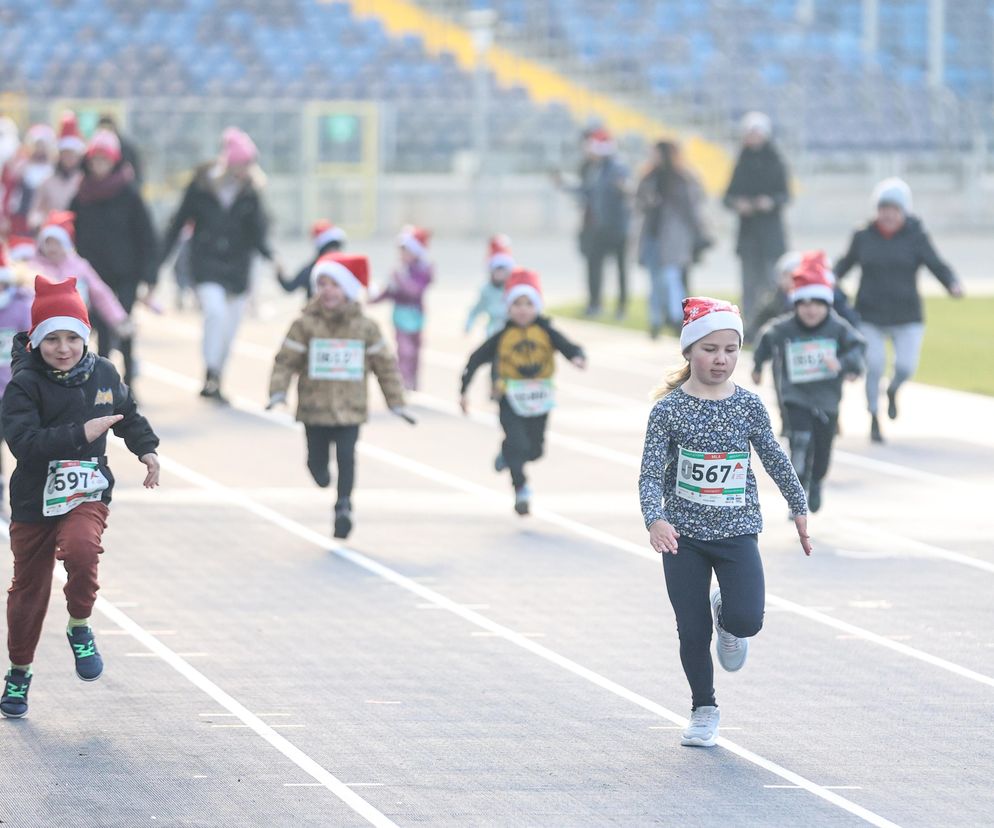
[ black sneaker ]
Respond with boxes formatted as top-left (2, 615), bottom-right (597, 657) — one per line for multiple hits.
top-left (1, 669), bottom-right (31, 718)
top-left (808, 481), bottom-right (822, 513)
top-left (494, 452), bottom-right (507, 473)
top-left (870, 415), bottom-right (884, 444)
top-left (67, 626), bottom-right (103, 681)
top-left (886, 388), bottom-right (898, 420)
top-left (514, 485), bottom-right (531, 516)
top-left (307, 460), bottom-right (332, 488)
top-left (333, 500), bottom-right (353, 539)
top-left (200, 373), bottom-right (229, 406)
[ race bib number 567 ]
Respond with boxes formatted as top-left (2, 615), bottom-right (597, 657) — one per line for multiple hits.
top-left (675, 448), bottom-right (748, 507)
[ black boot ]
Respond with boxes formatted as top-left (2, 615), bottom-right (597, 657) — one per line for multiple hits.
top-left (333, 499), bottom-right (353, 539)
top-left (200, 371), bottom-right (229, 405)
top-left (886, 387), bottom-right (899, 420)
top-left (870, 415), bottom-right (884, 444)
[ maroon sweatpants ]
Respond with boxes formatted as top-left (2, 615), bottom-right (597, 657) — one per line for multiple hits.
top-left (6, 501), bottom-right (109, 665)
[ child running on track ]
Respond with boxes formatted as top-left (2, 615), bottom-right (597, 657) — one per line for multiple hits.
top-left (752, 252), bottom-right (865, 512)
top-left (277, 219), bottom-right (347, 302)
top-left (638, 296), bottom-right (811, 748)
top-left (268, 253), bottom-right (414, 540)
top-left (1, 276), bottom-right (159, 719)
top-left (465, 234), bottom-right (514, 338)
top-left (459, 268), bottom-right (586, 516)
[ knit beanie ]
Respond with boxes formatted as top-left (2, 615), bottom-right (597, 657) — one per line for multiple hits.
top-left (504, 268), bottom-right (543, 312)
top-left (873, 177), bottom-right (912, 214)
top-left (679, 297), bottom-right (743, 352)
top-left (310, 253), bottom-right (370, 300)
top-left (29, 275), bottom-right (91, 348)
top-left (222, 127), bottom-right (257, 166)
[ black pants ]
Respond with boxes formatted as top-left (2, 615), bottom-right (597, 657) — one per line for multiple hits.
top-left (305, 424), bottom-right (359, 504)
top-left (93, 283), bottom-right (137, 387)
top-left (498, 398), bottom-right (547, 490)
top-left (662, 533), bottom-right (765, 709)
top-left (784, 403), bottom-right (838, 490)
top-left (585, 234), bottom-right (628, 313)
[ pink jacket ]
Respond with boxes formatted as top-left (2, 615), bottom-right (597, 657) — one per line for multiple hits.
top-left (26, 252), bottom-right (128, 327)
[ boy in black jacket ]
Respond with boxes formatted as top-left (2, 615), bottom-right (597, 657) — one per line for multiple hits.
top-left (277, 219), bottom-right (346, 301)
top-left (753, 252), bottom-right (865, 513)
top-left (459, 269), bottom-right (586, 516)
top-left (1, 276), bottom-right (160, 719)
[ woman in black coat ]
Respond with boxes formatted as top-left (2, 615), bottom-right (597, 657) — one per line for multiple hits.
top-left (160, 128), bottom-right (279, 403)
top-left (69, 129), bottom-right (157, 388)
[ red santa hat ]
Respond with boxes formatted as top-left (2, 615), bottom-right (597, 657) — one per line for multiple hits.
top-left (585, 128), bottom-right (616, 157)
top-left (504, 267), bottom-right (543, 312)
top-left (86, 128), bottom-right (122, 163)
top-left (29, 275), bottom-right (91, 348)
top-left (398, 225), bottom-right (431, 260)
top-left (679, 296), bottom-right (743, 351)
top-left (311, 219), bottom-right (347, 250)
top-left (25, 123), bottom-right (56, 150)
top-left (37, 210), bottom-right (76, 252)
top-left (7, 235), bottom-right (36, 262)
top-left (310, 252), bottom-right (369, 300)
top-left (488, 233), bottom-right (514, 272)
top-left (0, 246), bottom-right (13, 284)
top-left (789, 251), bottom-right (836, 305)
top-left (57, 111), bottom-right (86, 154)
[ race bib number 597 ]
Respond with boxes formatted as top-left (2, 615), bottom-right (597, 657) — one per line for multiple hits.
top-left (675, 448), bottom-right (748, 507)
top-left (43, 460), bottom-right (109, 517)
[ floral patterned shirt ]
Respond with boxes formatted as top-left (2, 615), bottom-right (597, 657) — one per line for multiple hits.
top-left (639, 385), bottom-right (807, 540)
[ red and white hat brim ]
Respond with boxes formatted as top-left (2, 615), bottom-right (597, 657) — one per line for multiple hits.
top-left (680, 310), bottom-right (743, 351)
top-left (30, 315), bottom-right (91, 348)
top-left (311, 260), bottom-right (362, 300)
top-left (505, 284), bottom-right (542, 312)
top-left (58, 137), bottom-right (86, 154)
top-left (398, 233), bottom-right (427, 260)
top-left (314, 227), bottom-right (346, 249)
top-left (38, 225), bottom-right (73, 251)
top-left (790, 284), bottom-right (834, 305)
top-left (489, 252), bottom-right (514, 272)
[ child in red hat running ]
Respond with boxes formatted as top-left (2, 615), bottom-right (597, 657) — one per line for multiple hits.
top-left (277, 219), bottom-right (347, 302)
top-left (460, 268), bottom-right (586, 515)
top-left (1, 276), bottom-right (159, 719)
top-left (639, 296), bottom-right (810, 748)
top-left (268, 253), bottom-right (414, 539)
top-left (465, 234), bottom-right (514, 338)
top-left (752, 251), bottom-right (865, 512)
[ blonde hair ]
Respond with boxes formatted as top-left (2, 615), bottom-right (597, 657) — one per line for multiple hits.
top-left (651, 361), bottom-right (691, 400)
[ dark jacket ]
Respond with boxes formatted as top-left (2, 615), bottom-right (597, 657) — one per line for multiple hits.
top-left (70, 170), bottom-right (158, 305)
top-left (1, 334), bottom-right (159, 522)
top-left (745, 286), bottom-right (859, 345)
top-left (160, 164), bottom-right (273, 295)
top-left (834, 216), bottom-right (958, 326)
top-left (460, 317), bottom-right (585, 394)
top-left (579, 156), bottom-right (630, 251)
top-left (723, 143), bottom-right (790, 260)
top-left (753, 310), bottom-right (866, 416)
top-left (278, 240), bottom-right (343, 300)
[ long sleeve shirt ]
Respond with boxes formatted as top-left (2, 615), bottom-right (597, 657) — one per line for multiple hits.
top-left (639, 385), bottom-right (806, 539)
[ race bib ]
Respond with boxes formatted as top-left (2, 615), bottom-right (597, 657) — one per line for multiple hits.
top-left (505, 378), bottom-right (555, 417)
top-left (308, 338), bottom-right (365, 381)
top-left (43, 460), bottom-right (109, 517)
top-left (786, 338), bottom-right (838, 384)
top-left (0, 328), bottom-right (15, 364)
top-left (675, 448), bottom-right (748, 507)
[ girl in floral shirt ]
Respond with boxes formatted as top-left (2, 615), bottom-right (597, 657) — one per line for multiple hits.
top-left (638, 297), bottom-right (811, 748)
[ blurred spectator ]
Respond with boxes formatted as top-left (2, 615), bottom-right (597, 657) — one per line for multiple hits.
top-left (70, 129), bottom-right (158, 390)
top-left (723, 112), bottom-right (790, 333)
top-left (160, 127), bottom-right (279, 404)
top-left (636, 140), bottom-right (707, 339)
top-left (98, 114), bottom-right (143, 187)
top-left (29, 112), bottom-right (86, 231)
top-left (1, 124), bottom-right (55, 238)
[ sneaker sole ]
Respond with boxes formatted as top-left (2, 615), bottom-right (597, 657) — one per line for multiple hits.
top-left (0, 707), bottom-right (27, 719)
top-left (333, 516), bottom-right (352, 539)
top-left (680, 732), bottom-right (718, 747)
top-left (75, 668), bottom-right (103, 682)
top-left (514, 502), bottom-right (530, 516)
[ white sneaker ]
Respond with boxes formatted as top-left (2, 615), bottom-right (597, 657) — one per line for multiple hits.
top-left (711, 587), bottom-right (748, 672)
top-left (680, 705), bottom-right (720, 747)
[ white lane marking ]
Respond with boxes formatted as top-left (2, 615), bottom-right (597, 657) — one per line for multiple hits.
top-left (140, 361), bottom-right (994, 692)
top-left (126, 651), bottom-right (208, 658)
top-left (200, 712), bottom-right (293, 717)
top-left (766, 785), bottom-right (863, 790)
top-left (365, 700), bottom-right (402, 705)
top-left (0, 522), bottom-right (397, 828)
top-left (106, 437), bottom-right (899, 828)
top-left (417, 602), bottom-right (490, 610)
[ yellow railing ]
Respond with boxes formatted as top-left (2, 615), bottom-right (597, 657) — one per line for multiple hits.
top-left (345, 0), bottom-right (731, 192)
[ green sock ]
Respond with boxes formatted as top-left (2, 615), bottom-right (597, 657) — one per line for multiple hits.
top-left (9, 663), bottom-right (31, 676)
top-left (67, 617), bottom-right (91, 633)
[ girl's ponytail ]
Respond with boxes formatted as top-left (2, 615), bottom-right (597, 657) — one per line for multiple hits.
top-left (651, 361), bottom-right (691, 400)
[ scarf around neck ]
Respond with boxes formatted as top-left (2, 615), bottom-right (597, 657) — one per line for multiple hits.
top-left (44, 350), bottom-right (96, 387)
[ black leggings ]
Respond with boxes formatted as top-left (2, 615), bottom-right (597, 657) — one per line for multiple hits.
top-left (305, 424), bottom-right (359, 505)
top-left (661, 533), bottom-right (765, 709)
top-left (498, 398), bottom-right (547, 490)
top-left (784, 403), bottom-right (838, 490)
top-left (585, 235), bottom-right (628, 313)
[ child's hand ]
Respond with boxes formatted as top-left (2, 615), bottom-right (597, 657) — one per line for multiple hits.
top-left (751, 369), bottom-right (761, 384)
top-left (794, 514), bottom-right (813, 556)
top-left (572, 355), bottom-right (587, 370)
top-left (266, 392), bottom-right (286, 411)
top-left (84, 415), bottom-right (123, 443)
top-left (140, 453), bottom-right (160, 488)
top-left (459, 394), bottom-right (469, 415)
top-left (648, 519), bottom-right (680, 554)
